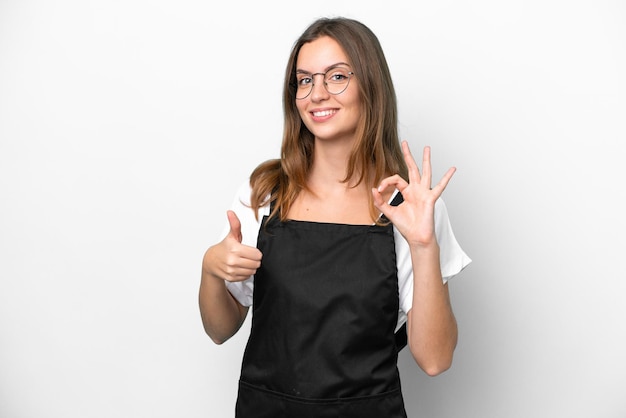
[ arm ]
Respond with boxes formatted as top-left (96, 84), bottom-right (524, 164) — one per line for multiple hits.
top-left (373, 141), bottom-right (458, 375)
top-left (405, 241), bottom-right (457, 376)
top-left (199, 210), bottom-right (262, 345)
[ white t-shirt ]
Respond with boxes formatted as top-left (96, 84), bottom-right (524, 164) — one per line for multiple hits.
top-left (222, 180), bottom-right (472, 329)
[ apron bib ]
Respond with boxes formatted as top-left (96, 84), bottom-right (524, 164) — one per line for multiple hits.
top-left (235, 212), bottom-right (407, 417)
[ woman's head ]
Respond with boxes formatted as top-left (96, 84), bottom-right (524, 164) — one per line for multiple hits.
top-left (281, 17), bottom-right (405, 187)
top-left (250, 17), bottom-right (407, 223)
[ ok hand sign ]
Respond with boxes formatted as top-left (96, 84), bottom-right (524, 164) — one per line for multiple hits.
top-left (372, 141), bottom-right (456, 247)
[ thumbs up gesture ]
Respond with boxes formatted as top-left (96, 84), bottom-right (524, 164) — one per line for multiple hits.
top-left (203, 210), bottom-right (263, 283)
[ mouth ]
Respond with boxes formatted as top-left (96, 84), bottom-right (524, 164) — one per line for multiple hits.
top-left (311, 109), bottom-right (337, 118)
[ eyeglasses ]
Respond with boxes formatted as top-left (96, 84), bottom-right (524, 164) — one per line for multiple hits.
top-left (295, 66), bottom-right (354, 100)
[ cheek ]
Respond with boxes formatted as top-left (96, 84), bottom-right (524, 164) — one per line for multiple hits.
top-left (343, 94), bottom-right (362, 118)
top-left (340, 86), bottom-right (361, 112)
top-left (348, 88), bottom-right (361, 108)
top-left (295, 101), bottom-right (307, 117)
top-left (294, 103), bottom-right (313, 130)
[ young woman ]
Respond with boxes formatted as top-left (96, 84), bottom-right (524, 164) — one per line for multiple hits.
top-left (199, 17), bottom-right (471, 417)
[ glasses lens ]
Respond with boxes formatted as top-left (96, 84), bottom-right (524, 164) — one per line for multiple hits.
top-left (295, 74), bottom-right (313, 99)
top-left (324, 67), bottom-right (352, 95)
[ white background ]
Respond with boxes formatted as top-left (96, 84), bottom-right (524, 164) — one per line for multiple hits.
top-left (1, 1), bottom-right (625, 417)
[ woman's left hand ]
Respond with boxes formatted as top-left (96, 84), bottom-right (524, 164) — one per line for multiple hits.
top-left (372, 141), bottom-right (456, 247)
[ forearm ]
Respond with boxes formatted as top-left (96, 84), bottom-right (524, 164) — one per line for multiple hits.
top-left (199, 248), bottom-right (249, 345)
top-left (406, 243), bottom-right (458, 376)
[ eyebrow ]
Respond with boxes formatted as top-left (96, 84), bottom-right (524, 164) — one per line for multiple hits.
top-left (295, 62), bottom-right (352, 74)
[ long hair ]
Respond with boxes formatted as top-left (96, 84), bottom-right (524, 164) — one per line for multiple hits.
top-left (249, 17), bottom-right (408, 223)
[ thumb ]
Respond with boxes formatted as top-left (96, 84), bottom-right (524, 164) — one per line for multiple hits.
top-left (226, 210), bottom-right (243, 243)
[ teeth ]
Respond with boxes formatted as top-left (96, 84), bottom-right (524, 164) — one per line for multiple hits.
top-left (312, 110), bottom-right (336, 117)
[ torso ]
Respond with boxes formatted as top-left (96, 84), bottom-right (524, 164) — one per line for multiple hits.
top-left (235, 209), bottom-right (407, 417)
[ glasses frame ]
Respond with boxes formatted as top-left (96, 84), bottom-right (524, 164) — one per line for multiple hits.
top-left (294, 66), bottom-right (355, 100)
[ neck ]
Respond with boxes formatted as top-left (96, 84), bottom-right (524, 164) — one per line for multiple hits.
top-left (309, 138), bottom-right (361, 188)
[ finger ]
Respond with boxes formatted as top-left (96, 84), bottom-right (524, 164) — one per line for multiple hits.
top-left (421, 145), bottom-right (432, 187)
top-left (401, 140), bottom-right (421, 184)
top-left (226, 210), bottom-right (242, 243)
top-left (224, 268), bottom-right (258, 282)
top-left (236, 245), bottom-right (263, 263)
top-left (377, 174), bottom-right (409, 194)
top-left (371, 187), bottom-right (394, 218)
top-left (225, 262), bottom-right (259, 276)
top-left (432, 166), bottom-right (457, 196)
top-left (371, 187), bottom-right (387, 210)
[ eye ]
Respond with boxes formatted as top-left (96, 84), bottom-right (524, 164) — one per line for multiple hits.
top-left (326, 68), bottom-right (350, 83)
top-left (296, 74), bottom-right (312, 87)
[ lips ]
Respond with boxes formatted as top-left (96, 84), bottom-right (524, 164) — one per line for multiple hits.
top-left (312, 109), bottom-right (337, 117)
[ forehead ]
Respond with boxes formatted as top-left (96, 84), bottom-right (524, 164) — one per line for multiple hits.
top-left (296, 36), bottom-right (350, 71)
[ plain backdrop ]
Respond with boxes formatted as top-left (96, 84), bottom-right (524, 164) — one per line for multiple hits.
top-left (1, 1), bottom-right (625, 417)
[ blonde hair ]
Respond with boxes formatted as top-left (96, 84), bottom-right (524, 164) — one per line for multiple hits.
top-left (250, 17), bottom-right (408, 223)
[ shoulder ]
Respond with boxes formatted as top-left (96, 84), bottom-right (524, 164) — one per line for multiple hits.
top-left (233, 179), bottom-right (253, 206)
top-left (233, 179), bottom-right (271, 214)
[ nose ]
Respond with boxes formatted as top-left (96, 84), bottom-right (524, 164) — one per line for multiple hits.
top-left (310, 74), bottom-right (329, 102)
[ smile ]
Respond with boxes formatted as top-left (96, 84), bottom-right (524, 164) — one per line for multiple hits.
top-left (312, 109), bottom-right (337, 117)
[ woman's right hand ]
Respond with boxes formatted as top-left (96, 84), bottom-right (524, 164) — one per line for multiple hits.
top-left (203, 210), bottom-right (263, 283)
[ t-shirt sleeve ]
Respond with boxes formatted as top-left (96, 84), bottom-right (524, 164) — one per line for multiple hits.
top-left (221, 180), bottom-right (267, 307)
top-left (396, 197), bottom-right (471, 321)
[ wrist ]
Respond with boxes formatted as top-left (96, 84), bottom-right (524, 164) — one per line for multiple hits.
top-left (407, 235), bottom-right (439, 249)
top-left (201, 246), bottom-right (223, 282)
top-left (408, 240), bottom-right (440, 259)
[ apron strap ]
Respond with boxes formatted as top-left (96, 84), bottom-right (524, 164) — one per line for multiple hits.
top-left (395, 323), bottom-right (408, 353)
top-left (388, 192), bottom-right (408, 353)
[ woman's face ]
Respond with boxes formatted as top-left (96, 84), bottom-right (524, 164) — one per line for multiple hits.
top-left (295, 36), bottom-right (361, 146)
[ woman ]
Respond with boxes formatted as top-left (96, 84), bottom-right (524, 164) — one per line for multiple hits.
top-left (199, 17), bottom-right (471, 417)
